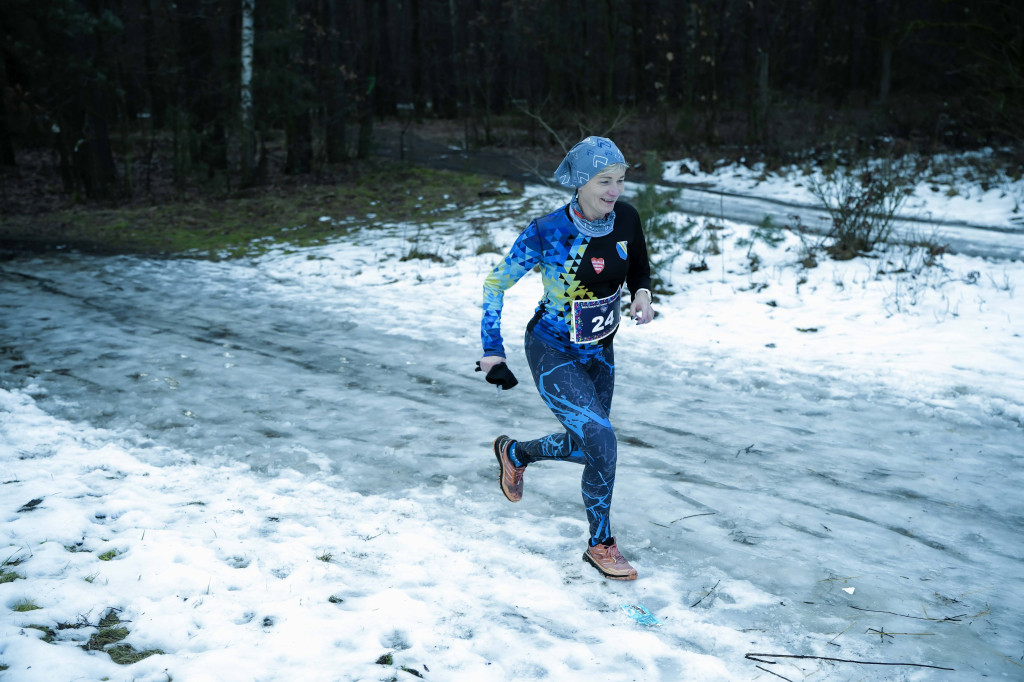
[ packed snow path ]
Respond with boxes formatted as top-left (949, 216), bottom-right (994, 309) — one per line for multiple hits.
top-left (1, 183), bottom-right (1022, 680)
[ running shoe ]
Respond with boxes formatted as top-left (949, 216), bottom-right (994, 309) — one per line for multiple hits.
top-left (583, 538), bottom-right (638, 580)
top-left (493, 435), bottom-right (524, 502)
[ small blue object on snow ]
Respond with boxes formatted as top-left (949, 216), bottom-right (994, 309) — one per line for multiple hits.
top-left (621, 604), bottom-right (661, 627)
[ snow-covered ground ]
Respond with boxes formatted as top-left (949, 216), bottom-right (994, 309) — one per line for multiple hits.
top-left (1, 157), bottom-right (1022, 681)
top-left (664, 150), bottom-right (1024, 229)
top-left (663, 152), bottom-right (1024, 261)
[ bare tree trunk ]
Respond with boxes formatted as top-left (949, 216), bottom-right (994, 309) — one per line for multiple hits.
top-left (240, 0), bottom-right (257, 185)
top-left (411, 0), bottom-right (425, 117)
top-left (0, 56), bottom-right (16, 167)
top-left (375, 0), bottom-right (394, 116)
top-left (74, 88), bottom-right (119, 200)
top-left (750, 0), bottom-right (772, 144)
top-left (448, 0), bottom-right (462, 118)
top-left (879, 41), bottom-right (892, 104)
top-left (285, 0), bottom-right (313, 174)
top-left (628, 0), bottom-right (647, 108)
top-left (758, 52), bottom-right (770, 117)
top-left (323, 0), bottom-right (347, 163)
top-left (356, 0), bottom-right (376, 159)
top-left (67, 0), bottom-right (120, 201)
top-left (603, 0), bottom-right (615, 108)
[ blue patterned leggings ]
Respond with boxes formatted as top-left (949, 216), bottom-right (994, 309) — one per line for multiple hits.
top-left (516, 330), bottom-right (617, 544)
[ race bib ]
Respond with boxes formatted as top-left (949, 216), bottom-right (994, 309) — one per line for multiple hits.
top-left (570, 288), bottom-right (621, 344)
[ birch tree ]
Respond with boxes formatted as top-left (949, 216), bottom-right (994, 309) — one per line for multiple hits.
top-left (240, 0), bottom-right (257, 185)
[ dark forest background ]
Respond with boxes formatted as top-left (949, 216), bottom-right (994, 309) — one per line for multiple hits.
top-left (1, 0), bottom-right (1022, 208)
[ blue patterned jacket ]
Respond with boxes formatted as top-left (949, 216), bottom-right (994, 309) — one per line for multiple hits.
top-left (481, 201), bottom-right (652, 360)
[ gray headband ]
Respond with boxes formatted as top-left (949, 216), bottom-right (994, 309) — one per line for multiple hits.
top-left (554, 136), bottom-right (627, 188)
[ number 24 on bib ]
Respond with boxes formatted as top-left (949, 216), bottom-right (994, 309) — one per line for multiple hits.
top-left (570, 288), bottom-right (621, 344)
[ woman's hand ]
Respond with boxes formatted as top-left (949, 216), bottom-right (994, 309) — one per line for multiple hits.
top-left (477, 355), bottom-right (518, 390)
top-left (478, 355), bottom-right (506, 373)
top-left (630, 290), bottom-right (654, 325)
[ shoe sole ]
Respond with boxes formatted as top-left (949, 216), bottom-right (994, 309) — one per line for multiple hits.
top-left (493, 435), bottom-right (520, 503)
top-left (583, 552), bottom-right (638, 580)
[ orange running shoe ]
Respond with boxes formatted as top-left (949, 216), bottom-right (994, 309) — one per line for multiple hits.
top-left (583, 538), bottom-right (638, 580)
top-left (493, 435), bottom-right (524, 502)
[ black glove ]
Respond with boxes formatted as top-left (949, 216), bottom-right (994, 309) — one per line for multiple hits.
top-left (475, 361), bottom-right (519, 390)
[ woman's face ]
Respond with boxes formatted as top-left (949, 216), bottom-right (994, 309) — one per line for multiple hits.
top-left (577, 169), bottom-right (626, 220)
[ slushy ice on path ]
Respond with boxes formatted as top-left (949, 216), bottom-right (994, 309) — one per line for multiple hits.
top-left (1, 206), bottom-right (1021, 680)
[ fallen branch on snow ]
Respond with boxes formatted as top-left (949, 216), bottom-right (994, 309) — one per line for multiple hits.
top-left (866, 627), bottom-right (936, 640)
top-left (745, 653), bottom-right (954, 671)
top-left (849, 605), bottom-right (965, 622)
top-left (691, 580), bottom-right (720, 608)
top-left (652, 512), bottom-right (715, 529)
top-left (755, 664), bottom-right (793, 681)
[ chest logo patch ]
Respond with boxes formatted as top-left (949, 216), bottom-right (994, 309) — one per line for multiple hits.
top-left (617, 241), bottom-right (628, 259)
top-left (591, 257), bottom-right (605, 274)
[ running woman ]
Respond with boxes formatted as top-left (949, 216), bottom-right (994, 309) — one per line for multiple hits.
top-left (478, 136), bottom-right (654, 580)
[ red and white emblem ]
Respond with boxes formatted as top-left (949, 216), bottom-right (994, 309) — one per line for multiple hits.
top-left (591, 257), bottom-right (605, 274)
